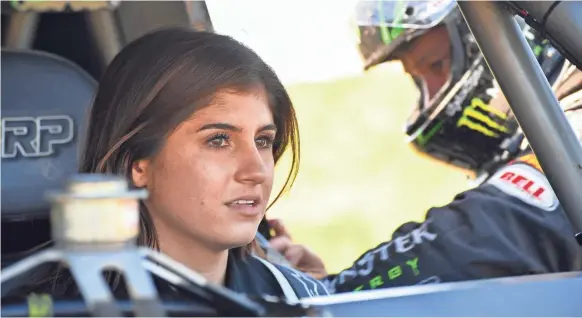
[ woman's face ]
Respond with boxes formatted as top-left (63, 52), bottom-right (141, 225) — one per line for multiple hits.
top-left (132, 90), bottom-right (276, 251)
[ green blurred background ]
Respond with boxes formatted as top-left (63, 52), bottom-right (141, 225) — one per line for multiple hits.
top-left (267, 63), bottom-right (471, 274)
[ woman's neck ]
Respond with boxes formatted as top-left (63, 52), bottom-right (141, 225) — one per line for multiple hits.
top-left (155, 228), bottom-right (230, 285)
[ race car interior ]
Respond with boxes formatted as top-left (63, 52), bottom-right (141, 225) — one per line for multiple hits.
top-left (1, 49), bottom-right (98, 265)
top-left (1, 0), bottom-right (581, 316)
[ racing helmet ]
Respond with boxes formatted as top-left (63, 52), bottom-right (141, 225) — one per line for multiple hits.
top-left (353, 0), bottom-right (565, 179)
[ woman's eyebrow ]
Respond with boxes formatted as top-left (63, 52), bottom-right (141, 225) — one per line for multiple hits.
top-left (196, 123), bottom-right (277, 132)
top-left (258, 124), bottom-right (277, 132)
top-left (197, 123), bottom-right (242, 132)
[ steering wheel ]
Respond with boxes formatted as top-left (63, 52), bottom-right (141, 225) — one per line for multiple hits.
top-left (0, 174), bottom-right (320, 317)
top-left (0, 246), bottom-right (317, 317)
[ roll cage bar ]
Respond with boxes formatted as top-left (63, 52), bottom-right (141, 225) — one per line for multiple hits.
top-left (458, 1), bottom-right (582, 242)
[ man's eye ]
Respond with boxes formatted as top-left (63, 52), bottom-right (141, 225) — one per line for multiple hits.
top-left (430, 60), bottom-right (444, 72)
top-left (430, 58), bottom-right (450, 76)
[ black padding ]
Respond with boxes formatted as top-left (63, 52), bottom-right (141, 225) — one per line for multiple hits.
top-left (1, 50), bottom-right (97, 220)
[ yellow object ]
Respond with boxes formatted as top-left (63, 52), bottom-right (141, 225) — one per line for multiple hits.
top-left (457, 98), bottom-right (509, 138)
top-left (515, 153), bottom-right (543, 172)
top-left (27, 293), bottom-right (53, 317)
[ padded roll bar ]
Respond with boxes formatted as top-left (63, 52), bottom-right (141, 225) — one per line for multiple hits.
top-left (457, 1), bottom-right (582, 242)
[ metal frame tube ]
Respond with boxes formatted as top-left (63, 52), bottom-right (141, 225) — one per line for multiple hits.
top-left (515, 1), bottom-right (582, 68)
top-left (457, 1), bottom-right (582, 235)
top-left (4, 12), bottom-right (39, 49)
top-left (186, 1), bottom-right (215, 32)
top-left (86, 10), bottom-right (124, 68)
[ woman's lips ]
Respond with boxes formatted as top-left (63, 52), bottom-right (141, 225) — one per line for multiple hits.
top-left (225, 196), bottom-right (263, 217)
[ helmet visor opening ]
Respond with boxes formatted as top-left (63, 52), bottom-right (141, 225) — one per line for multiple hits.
top-left (392, 26), bottom-right (454, 103)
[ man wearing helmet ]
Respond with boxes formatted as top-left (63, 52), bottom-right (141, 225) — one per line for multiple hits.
top-left (263, 0), bottom-right (582, 293)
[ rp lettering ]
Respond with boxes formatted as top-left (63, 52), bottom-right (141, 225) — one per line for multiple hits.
top-left (1, 116), bottom-right (74, 159)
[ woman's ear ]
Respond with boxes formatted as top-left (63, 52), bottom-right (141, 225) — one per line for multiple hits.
top-left (132, 159), bottom-right (150, 188)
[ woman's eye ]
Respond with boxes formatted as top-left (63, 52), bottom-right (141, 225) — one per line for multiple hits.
top-left (256, 136), bottom-right (274, 149)
top-left (207, 134), bottom-right (230, 148)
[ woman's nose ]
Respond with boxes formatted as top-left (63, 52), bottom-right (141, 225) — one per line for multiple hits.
top-left (233, 144), bottom-right (268, 185)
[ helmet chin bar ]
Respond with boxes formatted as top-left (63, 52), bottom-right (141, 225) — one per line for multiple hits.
top-left (0, 174), bottom-right (264, 317)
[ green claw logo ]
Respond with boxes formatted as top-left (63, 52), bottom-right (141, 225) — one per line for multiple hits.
top-left (456, 98), bottom-right (509, 138)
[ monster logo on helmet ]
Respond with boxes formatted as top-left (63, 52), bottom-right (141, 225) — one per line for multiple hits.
top-left (353, 0), bottom-right (567, 180)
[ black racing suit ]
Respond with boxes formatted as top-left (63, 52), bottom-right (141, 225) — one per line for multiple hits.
top-left (322, 155), bottom-right (582, 294)
top-left (321, 65), bottom-right (582, 294)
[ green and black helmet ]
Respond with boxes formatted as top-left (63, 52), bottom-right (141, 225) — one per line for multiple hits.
top-left (353, 0), bottom-right (566, 179)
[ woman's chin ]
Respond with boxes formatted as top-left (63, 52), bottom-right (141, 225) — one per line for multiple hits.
top-left (221, 224), bottom-right (260, 248)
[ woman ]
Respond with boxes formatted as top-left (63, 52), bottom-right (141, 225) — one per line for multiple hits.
top-left (13, 27), bottom-right (328, 302)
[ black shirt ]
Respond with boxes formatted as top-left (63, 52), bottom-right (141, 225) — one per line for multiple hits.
top-left (226, 251), bottom-right (283, 297)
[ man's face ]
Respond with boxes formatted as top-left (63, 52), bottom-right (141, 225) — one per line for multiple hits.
top-left (393, 26), bottom-right (452, 101)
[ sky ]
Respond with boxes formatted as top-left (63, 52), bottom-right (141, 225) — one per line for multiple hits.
top-left (205, 0), bottom-right (365, 85)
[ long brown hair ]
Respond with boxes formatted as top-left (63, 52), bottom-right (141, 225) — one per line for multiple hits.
top-left (79, 27), bottom-right (300, 256)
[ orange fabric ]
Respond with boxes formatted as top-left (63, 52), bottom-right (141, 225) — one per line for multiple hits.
top-left (512, 153), bottom-right (543, 173)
